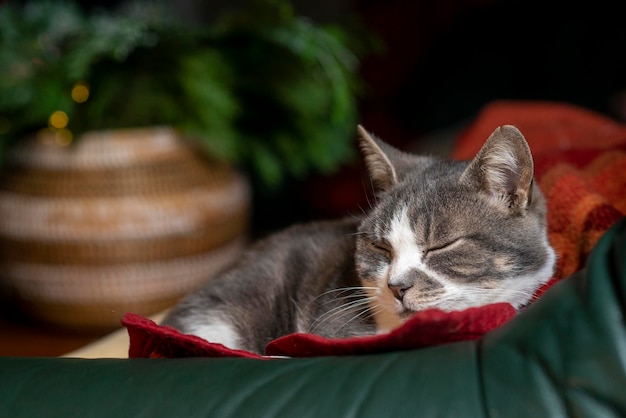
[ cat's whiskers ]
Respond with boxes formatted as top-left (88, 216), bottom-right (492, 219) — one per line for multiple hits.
top-left (304, 286), bottom-right (376, 316)
top-left (365, 188), bottom-right (376, 211)
top-left (347, 231), bottom-right (371, 237)
top-left (289, 296), bottom-right (306, 319)
top-left (308, 295), bottom-right (377, 334)
top-left (321, 292), bottom-right (372, 303)
top-left (325, 288), bottom-right (373, 296)
top-left (355, 205), bottom-right (368, 217)
top-left (312, 294), bottom-right (375, 316)
top-left (311, 286), bottom-right (378, 300)
top-left (311, 300), bottom-right (375, 334)
top-left (332, 301), bottom-right (383, 336)
top-left (308, 299), bottom-right (371, 334)
top-left (361, 176), bottom-right (378, 210)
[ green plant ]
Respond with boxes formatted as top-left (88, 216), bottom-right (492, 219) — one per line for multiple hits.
top-left (0, 0), bottom-right (362, 188)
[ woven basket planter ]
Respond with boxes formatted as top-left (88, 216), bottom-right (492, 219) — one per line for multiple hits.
top-left (0, 127), bottom-right (250, 330)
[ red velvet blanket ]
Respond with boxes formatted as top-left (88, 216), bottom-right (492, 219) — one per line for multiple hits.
top-left (123, 101), bottom-right (626, 359)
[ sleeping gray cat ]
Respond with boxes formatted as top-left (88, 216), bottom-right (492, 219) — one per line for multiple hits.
top-left (163, 125), bottom-right (556, 354)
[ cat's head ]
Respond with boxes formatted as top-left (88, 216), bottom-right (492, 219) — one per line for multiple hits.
top-left (354, 125), bottom-right (555, 331)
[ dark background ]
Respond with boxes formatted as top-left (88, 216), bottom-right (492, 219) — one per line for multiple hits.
top-left (78, 0), bottom-right (626, 137)
top-left (242, 0), bottom-right (626, 233)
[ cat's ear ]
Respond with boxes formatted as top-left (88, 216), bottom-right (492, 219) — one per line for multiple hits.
top-left (357, 125), bottom-right (398, 192)
top-left (461, 125), bottom-right (534, 211)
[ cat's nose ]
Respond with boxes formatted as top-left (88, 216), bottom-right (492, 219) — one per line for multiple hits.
top-left (388, 284), bottom-right (412, 301)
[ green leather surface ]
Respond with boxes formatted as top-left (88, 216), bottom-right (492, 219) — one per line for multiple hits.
top-left (481, 218), bottom-right (626, 418)
top-left (1, 219), bottom-right (624, 418)
top-left (1, 344), bottom-right (481, 418)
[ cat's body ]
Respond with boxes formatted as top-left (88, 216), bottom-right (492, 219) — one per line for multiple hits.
top-left (164, 125), bottom-right (556, 354)
top-left (165, 218), bottom-right (375, 354)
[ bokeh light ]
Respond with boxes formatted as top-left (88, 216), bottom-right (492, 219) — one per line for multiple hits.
top-left (71, 81), bottom-right (90, 103)
top-left (49, 110), bottom-right (69, 129)
top-left (54, 128), bottom-right (73, 146)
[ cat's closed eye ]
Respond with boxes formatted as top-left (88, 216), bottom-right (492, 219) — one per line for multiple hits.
top-left (424, 238), bottom-right (463, 255)
top-left (369, 240), bottom-right (392, 258)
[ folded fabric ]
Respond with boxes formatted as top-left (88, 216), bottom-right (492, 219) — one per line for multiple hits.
top-left (124, 312), bottom-right (265, 359)
top-left (265, 303), bottom-right (515, 357)
top-left (123, 303), bottom-right (516, 358)
top-left (124, 101), bottom-right (626, 359)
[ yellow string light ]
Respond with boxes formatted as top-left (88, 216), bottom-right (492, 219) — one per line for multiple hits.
top-left (49, 110), bottom-right (69, 129)
top-left (71, 81), bottom-right (90, 103)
